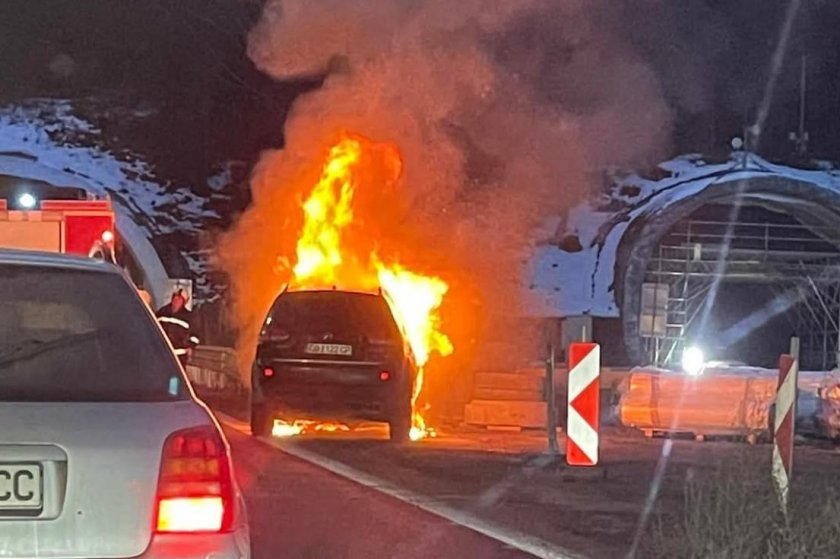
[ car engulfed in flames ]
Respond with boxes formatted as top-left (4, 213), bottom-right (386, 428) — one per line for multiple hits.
top-left (270, 133), bottom-right (454, 441)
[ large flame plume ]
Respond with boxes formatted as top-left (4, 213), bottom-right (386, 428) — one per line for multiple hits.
top-left (219, 0), bottom-right (671, 429)
top-left (283, 132), bottom-right (453, 440)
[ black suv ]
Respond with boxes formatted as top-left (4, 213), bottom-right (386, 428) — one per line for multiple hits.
top-left (250, 289), bottom-right (415, 442)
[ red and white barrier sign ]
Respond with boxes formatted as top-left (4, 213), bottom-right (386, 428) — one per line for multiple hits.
top-left (567, 342), bottom-right (600, 466)
top-left (772, 353), bottom-right (798, 510)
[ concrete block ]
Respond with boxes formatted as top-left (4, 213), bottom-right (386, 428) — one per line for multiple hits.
top-left (475, 371), bottom-right (545, 392)
top-left (464, 400), bottom-right (547, 428)
top-left (472, 387), bottom-right (544, 401)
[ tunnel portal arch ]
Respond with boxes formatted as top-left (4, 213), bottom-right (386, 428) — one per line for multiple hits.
top-left (616, 175), bottom-right (840, 367)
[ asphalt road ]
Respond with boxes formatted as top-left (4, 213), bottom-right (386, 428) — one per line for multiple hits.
top-left (225, 427), bottom-right (535, 559)
top-left (221, 414), bottom-right (840, 559)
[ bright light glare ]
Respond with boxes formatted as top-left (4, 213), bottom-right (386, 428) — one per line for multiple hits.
top-left (18, 192), bottom-right (37, 209)
top-left (156, 497), bottom-right (224, 532)
top-left (682, 346), bottom-right (705, 376)
top-left (101, 230), bottom-right (114, 243)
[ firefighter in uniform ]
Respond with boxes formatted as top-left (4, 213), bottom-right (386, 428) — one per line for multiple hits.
top-left (156, 290), bottom-right (200, 367)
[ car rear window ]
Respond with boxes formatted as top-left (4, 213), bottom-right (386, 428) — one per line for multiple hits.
top-left (268, 291), bottom-right (402, 340)
top-left (0, 264), bottom-right (187, 402)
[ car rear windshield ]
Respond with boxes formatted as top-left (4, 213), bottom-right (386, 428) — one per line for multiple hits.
top-left (0, 264), bottom-right (187, 402)
top-left (268, 291), bottom-right (402, 341)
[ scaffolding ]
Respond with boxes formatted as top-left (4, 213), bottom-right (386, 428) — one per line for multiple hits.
top-left (644, 215), bottom-right (840, 370)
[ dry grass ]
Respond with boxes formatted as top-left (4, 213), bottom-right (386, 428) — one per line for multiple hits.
top-left (641, 454), bottom-right (840, 559)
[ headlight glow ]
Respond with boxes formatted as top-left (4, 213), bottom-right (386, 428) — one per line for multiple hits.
top-left (18, 192), bottom-right (37, 209)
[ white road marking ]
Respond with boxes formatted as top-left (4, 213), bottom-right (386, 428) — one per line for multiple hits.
top-left (216, 412), bottom-right (583, 559)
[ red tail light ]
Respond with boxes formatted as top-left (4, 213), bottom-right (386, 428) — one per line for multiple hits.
top-left (155, 426), bottom-right (234, 533)
top-left (379, 371), bottom-right (391, 381)
top-left (263, 367), bottom-right (275, 378)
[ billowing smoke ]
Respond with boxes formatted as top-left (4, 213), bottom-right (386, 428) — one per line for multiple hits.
top-left (219, 0), bottom-right (671, 386)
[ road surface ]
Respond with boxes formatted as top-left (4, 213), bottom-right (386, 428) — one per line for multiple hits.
top-left (226, 427), bottom-right (536, 559)
top-left (221, 412), bottom-right (840, 559)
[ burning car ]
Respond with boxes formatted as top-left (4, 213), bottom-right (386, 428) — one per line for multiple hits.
top-left (230, 134), bottom-right (454, 443)
top-left (250, 287), bottom-right (416, 442)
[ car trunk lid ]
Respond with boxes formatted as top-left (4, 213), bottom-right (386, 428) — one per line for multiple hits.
top-left (0, 400), bottom-right (212, 558)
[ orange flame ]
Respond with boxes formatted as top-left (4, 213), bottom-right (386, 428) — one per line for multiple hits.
top-left (283, 133), bottom-right (452, 440)
top-left (376, 263), bottom-right (453, 440)
top-left (292, 138), bottom-right (358, 287)
top-left (272, 419), bottom-right (350, 438)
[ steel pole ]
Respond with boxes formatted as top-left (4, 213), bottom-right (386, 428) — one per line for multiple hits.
top-left (546, 323), bottom-right (559, 455)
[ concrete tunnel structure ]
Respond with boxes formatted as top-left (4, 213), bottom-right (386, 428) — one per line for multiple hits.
top-left (526, 153), bottom-right (840, 366)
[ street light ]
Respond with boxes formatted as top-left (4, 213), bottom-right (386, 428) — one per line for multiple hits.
top-left (682, 346), bottom-right (705, 376)
top-left (18, 192), bottom-right (37, 210)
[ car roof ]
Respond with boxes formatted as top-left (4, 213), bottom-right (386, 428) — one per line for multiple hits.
top-left (282, 287), bottom-right (383, 298)
top-left (0, 248), bottom-right (119, 274)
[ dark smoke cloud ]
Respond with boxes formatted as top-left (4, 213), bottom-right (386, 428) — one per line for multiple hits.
top-left (221, 0), bottom-right (671, 372)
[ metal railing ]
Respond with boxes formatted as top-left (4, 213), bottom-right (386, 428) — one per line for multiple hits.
top-left (185, 346), bottom-right (245, 392)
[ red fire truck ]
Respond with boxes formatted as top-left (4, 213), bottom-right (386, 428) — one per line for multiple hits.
top-left (0, 192), bottom-right (116, 259)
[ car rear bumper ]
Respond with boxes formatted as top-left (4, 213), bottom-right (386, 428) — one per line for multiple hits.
top-left (138, 490), bottom-right (249, 559)
top-left (138, 528), bottom-right (250, 559)
top-left (262, 383), bottom-right (399, 421)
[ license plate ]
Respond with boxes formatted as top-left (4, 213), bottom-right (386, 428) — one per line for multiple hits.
top-left (0, 464), bottom-right (42, 510)
top-left (305, 343), bottom-right (353, 356)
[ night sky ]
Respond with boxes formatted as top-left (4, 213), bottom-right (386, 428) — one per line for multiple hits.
top-left (0, 0), bottom-right (310, 191)
top-left (621, 0), bottom-right (840, 162)
top-left (2, 1), bottom-right (838, 360)
top-left (1, 1), bottom-right (839, 188)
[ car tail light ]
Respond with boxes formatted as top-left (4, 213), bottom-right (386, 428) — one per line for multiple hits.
top-left (263, 366), bottom-right (275, 378)
top-left (157, 497), bottom-right (224, 532)
top-left (155, 426), bottom-right (234, 533)
top-left (379, 370), bottom-right (391, 381)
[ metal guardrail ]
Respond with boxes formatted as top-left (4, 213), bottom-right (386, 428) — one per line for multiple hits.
top-left (185, 346), bottom-right (245, 392)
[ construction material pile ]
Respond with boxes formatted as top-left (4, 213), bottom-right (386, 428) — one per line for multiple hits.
top-left (617, 366), bottom-right (840, 439)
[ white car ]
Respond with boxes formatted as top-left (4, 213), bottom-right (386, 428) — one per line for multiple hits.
top-left (0, 250), bottom-right (250, 559)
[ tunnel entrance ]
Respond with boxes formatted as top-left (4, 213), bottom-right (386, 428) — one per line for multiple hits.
top-left (642, 202), bottom-right (840, 370)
